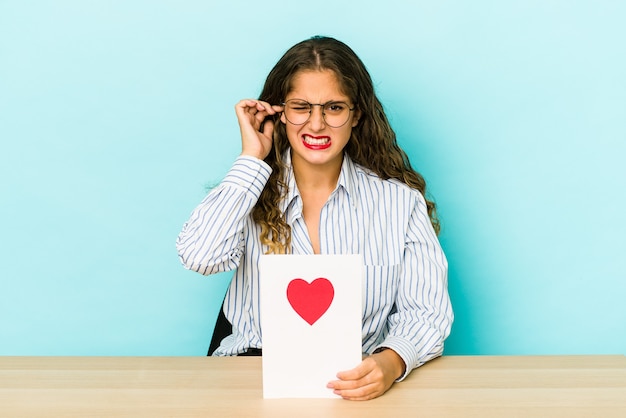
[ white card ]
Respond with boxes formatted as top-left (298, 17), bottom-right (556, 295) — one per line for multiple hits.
top-left (259, 254), bottom-right (363, 398)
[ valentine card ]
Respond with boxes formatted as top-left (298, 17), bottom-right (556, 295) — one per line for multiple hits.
top-left (259, 254), bottom-right (363, 398)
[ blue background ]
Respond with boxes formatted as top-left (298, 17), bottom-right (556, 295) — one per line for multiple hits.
top-left (1, 1), bottom-right (624, 356)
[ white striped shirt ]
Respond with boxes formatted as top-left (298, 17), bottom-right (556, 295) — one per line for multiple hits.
top-left (176, 153), bottom-right (453, 379)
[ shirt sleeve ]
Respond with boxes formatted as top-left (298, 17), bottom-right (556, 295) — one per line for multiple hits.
top-left (375, 191), bottom-right (453, 381)
top-left (176, 155), bottom-right (272, 275)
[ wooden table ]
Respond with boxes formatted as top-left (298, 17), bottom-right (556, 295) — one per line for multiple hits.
top-left (1, 355), bottom-right (624, 417)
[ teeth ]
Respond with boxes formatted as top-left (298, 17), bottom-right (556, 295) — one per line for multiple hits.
top-left (303, 135), bottom-right (329, 145)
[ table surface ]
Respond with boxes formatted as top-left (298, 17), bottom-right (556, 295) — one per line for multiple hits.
top-left (1, 355), bottom-right (624, 417)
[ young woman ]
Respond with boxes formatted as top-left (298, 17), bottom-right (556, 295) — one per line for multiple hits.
top-left (177, 36), bottom-right (453, 400)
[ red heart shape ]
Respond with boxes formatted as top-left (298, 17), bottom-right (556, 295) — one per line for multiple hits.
top-left (286, 278), bottom-right (334, 325)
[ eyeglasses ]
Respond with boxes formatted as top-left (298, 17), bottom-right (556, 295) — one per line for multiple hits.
top-left (282, 99), bottom-right (356, 128)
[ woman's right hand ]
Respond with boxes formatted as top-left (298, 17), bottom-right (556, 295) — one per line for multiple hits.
top-left (235, 99), bottom-right (283, 160)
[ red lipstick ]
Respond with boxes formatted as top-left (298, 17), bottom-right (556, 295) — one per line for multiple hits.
top-left (302, 135), bottom-right (331, 150)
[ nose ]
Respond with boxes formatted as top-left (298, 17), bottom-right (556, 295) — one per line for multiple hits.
top-left (308, 104), bottom-right (326, 131)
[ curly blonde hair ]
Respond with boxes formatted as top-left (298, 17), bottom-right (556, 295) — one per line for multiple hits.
top-left (253, 36), bottom-right (440, 254)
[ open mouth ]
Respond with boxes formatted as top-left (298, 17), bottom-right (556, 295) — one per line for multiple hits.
top-left (302, 135), bottom-right (331, 150)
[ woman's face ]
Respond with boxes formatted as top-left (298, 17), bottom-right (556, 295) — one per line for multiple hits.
top-left (280, 69), bottom-right (360, 173)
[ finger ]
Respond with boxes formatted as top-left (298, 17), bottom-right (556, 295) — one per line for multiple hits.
top-left (335, 358), bottom-right (374, 381)
top-left (261, 118), bottom-right (275, 137)
top-left (235, 101), bottom-right (257, 122)
top-left (235, 101), bottom-right (268, 129)
top-left (235, 100), bottom-right (282, 121)
top-left (257, 100), bottom-right (284, 115)
top-left (328, 372), bottom-right (385, 400)
top-left (333, 382), bottom-right (382, 401)
top-left (255, 100), bottom-right (270, 110)
top-left (236, 99), bottom-right (260, 110)
top-left (328, 371), bottom-right (376, 391)
top-left (254, 108), bottom-right (271, 124)
top-left (235, 99), bottom-right (266, 117)
top-left (247, 100), bottom-right (272, 117)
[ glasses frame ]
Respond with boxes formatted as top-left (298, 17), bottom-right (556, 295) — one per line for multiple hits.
top-left (281, 99), bottom-right (356, 128)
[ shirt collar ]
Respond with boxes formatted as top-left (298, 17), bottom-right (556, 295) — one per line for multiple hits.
top-left (280, 150), bottom-right (359, 215)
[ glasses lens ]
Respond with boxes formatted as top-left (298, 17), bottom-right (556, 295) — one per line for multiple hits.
top-left (323, 102), bottom-right (350, 127)
top-left (284, 100), bottom-right (311, 125)
top-left (284, 100), bottom-right (352, 128)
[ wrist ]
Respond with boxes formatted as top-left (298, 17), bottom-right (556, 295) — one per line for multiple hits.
top-left (373, 347), bottom-right (406, 380)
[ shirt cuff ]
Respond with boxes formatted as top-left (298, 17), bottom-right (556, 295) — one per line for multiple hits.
top-left (221, 155), bottom-right (272, 198)
top-left (373, 335), bottom-right (421, 382)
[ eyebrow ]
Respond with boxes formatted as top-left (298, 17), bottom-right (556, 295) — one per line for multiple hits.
top-left (287, 98), bottom-right (350, 104)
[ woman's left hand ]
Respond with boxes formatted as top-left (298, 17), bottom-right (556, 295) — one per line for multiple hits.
top-left (326, 349), bottom-right (406, 401)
